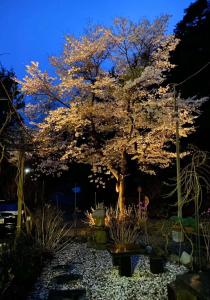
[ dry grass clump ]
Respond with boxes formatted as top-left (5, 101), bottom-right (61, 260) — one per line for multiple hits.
top-left (33, 204), bottom-right (72, 254)
top-left (84, 208), bottom-right (96, 227)
top-left (105, 205), bottom-right (148, 245)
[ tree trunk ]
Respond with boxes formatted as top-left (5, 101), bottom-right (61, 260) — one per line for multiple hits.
top-left (108, 150), bottom-right (127, 216)
top-left (108, 167), bottom-right (126, 216)
top-left (118, 174), bottom-right (126, 217)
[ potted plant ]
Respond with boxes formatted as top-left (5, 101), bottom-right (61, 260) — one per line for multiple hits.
top-left (149, 246), bottom-right (166, 274)
top-left (170, 216), bottom-right (196, 242)
top-left (106, 206), bottom-right (141, 250)
top-left (105, 206), bottom-right (145, 277)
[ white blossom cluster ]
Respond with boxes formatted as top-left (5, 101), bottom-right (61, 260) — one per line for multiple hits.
top-left (19, 17), bottom-right (206, 181)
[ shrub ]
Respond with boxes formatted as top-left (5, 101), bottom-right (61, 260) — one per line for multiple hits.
top-left (0, 242), bottom-right (14, 297)
top-left (170, 216), bottom-right (196, 229)
top-left (0, 234), bottom-right (43, 299)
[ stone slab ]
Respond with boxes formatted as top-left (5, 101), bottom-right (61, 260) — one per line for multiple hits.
top-left (48, 289), bottom-right (87, 300)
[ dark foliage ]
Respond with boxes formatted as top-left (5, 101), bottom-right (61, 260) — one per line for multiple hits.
top-left (0, 67), bottom-right (24, 133)
top-left (0, 234), bottom-right (44, 300)
top-left (169, 0), bottom-right (210, 98)
top-left (0, 67), bottom-right (26, 201)
top-left (168, 0), bottom-right (210, 151)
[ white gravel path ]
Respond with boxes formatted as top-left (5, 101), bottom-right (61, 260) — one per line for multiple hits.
top-left (27, 242), bottom-right (187, 300)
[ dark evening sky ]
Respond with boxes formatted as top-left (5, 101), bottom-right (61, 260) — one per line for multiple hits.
top-left (0, 0), bottom-right (193, 80)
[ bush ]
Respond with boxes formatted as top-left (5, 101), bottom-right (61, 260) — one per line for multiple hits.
top-left (1, 205), bottom-right (72, 299)
top-left (0, 242), bottom-right (14, 296)
top-left (0, 234), bottom-right (44, 299)
top-left (170, 216), bottom-right (196, 229)
top-left (13, 234), bottom-right (44, 284)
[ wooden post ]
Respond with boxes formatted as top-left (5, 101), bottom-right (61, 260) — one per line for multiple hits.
top-left (174, 88), bottom-right (182, 218)
top-left (16, 150), bottom-right (24, 236)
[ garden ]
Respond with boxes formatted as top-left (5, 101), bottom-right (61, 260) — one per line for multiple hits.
top-left (1, 1), bottom-right (210, 299)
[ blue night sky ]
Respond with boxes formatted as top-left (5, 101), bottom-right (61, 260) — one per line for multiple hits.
top-left (0, 0), bottom-right (193, 80)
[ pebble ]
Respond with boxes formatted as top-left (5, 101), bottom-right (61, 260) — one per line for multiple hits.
top-left (27, 242), bottom-right (187, 300)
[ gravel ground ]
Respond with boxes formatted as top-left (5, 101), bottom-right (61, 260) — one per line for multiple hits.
top-left (27, 242), bottom-right (187, 300)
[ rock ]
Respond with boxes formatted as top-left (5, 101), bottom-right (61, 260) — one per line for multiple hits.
top-left (27, 242), bottom-right (188, 300)
top-left (171, 230), bottom-right (184, 243)
top-left (145, 245), bottom-right (153, 254)
top-left (168, 272), bottom-right (210, 300)
top-left (180, 251), bottom-right (192, 266)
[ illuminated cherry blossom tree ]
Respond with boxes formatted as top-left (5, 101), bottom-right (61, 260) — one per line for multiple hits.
top-left (20, 17), bottom-right (204, 215)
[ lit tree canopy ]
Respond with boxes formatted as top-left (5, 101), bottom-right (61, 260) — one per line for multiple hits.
top-left (20, 17), bottom-right (205, 213)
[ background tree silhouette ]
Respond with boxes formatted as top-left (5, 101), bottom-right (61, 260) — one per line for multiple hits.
top-left (0, 67), bottom-right (25, 201)
top-left (169, 0), bottom-right (210, 150)
top-left (0, 67), bottom-right (24, 145)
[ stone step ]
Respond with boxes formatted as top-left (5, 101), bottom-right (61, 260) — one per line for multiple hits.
top-left (52, 274), bottom-right (83, 285)
top-left (48, 288), bottom-right (87, 300)
top-left (52, 264), bottom-right (75, 273)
